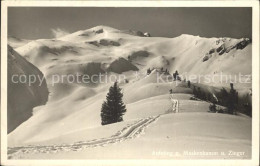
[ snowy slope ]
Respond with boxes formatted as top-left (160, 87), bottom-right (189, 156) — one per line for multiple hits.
top-left (7, 26), bottom-right (252, 159)
top-left (8, 92), bottom-right (251, 159)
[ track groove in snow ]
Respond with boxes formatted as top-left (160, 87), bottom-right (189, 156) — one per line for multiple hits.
top-left (8, 115), bottom-right (160, 159)
top-left (170, 94), bottom-right (179, 113)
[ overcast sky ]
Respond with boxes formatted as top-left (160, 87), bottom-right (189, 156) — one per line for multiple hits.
top-left (8, 7), bottom-right (252, 40)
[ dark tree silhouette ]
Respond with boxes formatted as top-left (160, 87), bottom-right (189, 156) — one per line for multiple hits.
top-left (197, 87), bottom-right (202, 99)
top-left (228, 83), bottom-right (238, 114)
top-left (209, 103), bottom-right (217, 112)
top-left (173, 70), bottom-right (179, 81)
top-left (161, 67), bottom-right (164, 72)
top-left (200, 91), bottom-right (206, 100)
top-left (241, 93), bottom-right (252, 116)
top-left (206, 93), bottom-right (212, 102)
top-left (193, 87), bottom-right (198, 97)
top-left (219, 88), bottom-right (229, 107)
top-left (147, 68), bottom-right (151, 75)
top-left (101, 81), bottom-right (126, 125)
top-left (165, 69), bottom-right (170, 75)
top-left (187, 80), bottom-right (191, 88)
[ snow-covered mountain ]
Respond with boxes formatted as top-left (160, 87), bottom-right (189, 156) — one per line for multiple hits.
top-left (15, 26), bottom-right (252, 77)
top-left (8, 26), bottom-right (252, 159)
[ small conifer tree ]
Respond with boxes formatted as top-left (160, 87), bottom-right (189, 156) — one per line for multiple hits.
top-left (101, 81), bottom-right (127, 125)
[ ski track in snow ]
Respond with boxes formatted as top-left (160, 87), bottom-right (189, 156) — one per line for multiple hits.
top-left (8, 94), bottom-right (179, 159)
top-left (8, 116), bottom-right (160, 159)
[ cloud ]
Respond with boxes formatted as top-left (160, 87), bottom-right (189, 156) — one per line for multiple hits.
top-left (51, 28), bottom-right (69, 38)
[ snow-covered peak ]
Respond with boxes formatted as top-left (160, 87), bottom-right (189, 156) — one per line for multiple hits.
top-left (58, 26), bottom-right (152, 42)
top-left (8, 36), bottom-right (31, 48)
top-left (178, 34), bottom-right (200, 38)
top-left (57, 25), bottom-right (120, 42)
top-left (87, 25), bottom-right (120, 32)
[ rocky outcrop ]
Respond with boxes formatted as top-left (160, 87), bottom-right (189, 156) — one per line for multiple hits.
top-left (87, 39), bottom-right (120, 47)
top-left (127, 50), bottom-right (150, 61)
top-left (202, 55), bottom-right (210, 62)
top-left (121, 30), bottom-right (151, 37)
top-left (216, 44), bottom-right (226, 55)
top-left (8, 45), bottom-right (49, 133)
top-left (99, 39), bottom-right (120, 46)
top-left (233, 38), bottom-right (251, 50)
top-left (144, 32), bottom-right (151, 37)
top-left (107, 57), bottom-right (139, 74)
top-left (203, 38), bottom-right (251, 62)
top-left (95, 28), bottom-right (104, 34)
top-left (209, 48), bottom-right (215, 54)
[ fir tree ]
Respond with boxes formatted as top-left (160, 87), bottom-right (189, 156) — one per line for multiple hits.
top-left (193, 87), bottom-right (198, 97)
top-left (187, 80), bottom-right (191, 88)
top-left (228, 83), bottom-right (238, 114)
top-left (200, 91), bottom-right (206, 100)
top-left (207, 93), bottom-right (212, 102)
top-left (197, 87), bottom-right (202, 99)
top-left (147, 68), bottom-right (151, 75)
top-left (101, 81), bottom-right (126, 125)
top-left (219, 88), bottom-right (229, 106)
top-left (161, 67), bottom-right (164, 72)
top-left (209, 103), bottom-right (217, 112)
top-left (165, 69), bottom-right (170, 75)
top-left (173, 70), bottom-right (179, 81)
